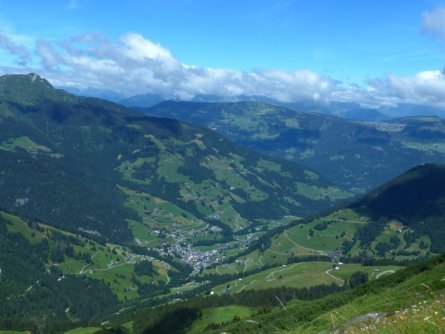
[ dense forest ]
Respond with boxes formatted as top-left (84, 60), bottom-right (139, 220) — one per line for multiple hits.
top-left (0, 215), bottom-right (120, 332)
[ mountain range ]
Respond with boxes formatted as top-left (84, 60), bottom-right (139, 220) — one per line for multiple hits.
top-left (1, 74), bottom-right (348, 244)
top-left (1, 73), bottom-right (445, 333)
top-left (58, 86), bottom-right (445, 121)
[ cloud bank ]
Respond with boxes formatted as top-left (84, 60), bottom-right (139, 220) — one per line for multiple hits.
top-left (1, 30), bottom-right (445, 109)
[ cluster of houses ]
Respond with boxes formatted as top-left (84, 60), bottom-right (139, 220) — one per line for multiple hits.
top-left (146, 222), bottom-right (261, 271)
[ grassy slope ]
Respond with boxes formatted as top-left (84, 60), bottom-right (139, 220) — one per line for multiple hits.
top-left (198, 207), bottom-right (421, 282)
top-left (273, 208), bottom-right (432, 259)
top-left (209, 254), bottom-right (445, 334)
top-left (63, 328), bottom-right (100, 334)
top-left (0, 211), bottom-right (168, 302)
top-left (204, 164), bottom-right (445, 280)
top-left (289, 258), bottom-right (445, 333)
top-left (209, 262), bottom-right (402, 296)
top-left (186, 305), bottom-right (254, 334)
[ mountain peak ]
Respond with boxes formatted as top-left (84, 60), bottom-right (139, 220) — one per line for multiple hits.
top-left (0, 72), bottom-right (53, 88)
top-left (0, 73), bottom-right (58, 103)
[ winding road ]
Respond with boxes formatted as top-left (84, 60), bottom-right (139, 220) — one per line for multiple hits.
top-left (325, 269), bottom-right (344, 283)
top-left (266, 263), bottom-right (302, 281)
top-left (376, 270), bottom-right (395, 279)
top-left (237, 279), bottom-right (257, 293)
top-left (284, 230), bottom-right (328, 256)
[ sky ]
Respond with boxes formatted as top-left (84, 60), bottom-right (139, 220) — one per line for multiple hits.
top-left (1, 0), bottom-right (445, 107)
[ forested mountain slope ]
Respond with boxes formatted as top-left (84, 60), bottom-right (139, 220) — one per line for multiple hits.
top-left (0, 74), bottom-right (348, 244)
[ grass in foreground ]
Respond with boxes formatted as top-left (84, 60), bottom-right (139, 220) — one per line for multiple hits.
top-left (338, 293), bottom-right (445, 334)
top-left (64, 328), bottom-right (100, 334)
top-left (206, 255), bottom-right (445, 334)
top-left (186, 305), bottom-right (253, 334)
top-left (286, 257), bottom-right (445, 333)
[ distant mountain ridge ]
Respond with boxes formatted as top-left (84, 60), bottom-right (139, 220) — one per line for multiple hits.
top-left (117, 90), bottom-right (445, 120)
top-left (60, 85), bottom-right (127, 102)
top-left (144, 101), bottom-right (445, 192)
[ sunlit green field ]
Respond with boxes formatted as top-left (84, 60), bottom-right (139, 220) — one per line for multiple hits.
top-left (211, 262), bottom-right (403, 294)
top-left (286, 259), bottom-right (445, 333)
top-left (64, 328), bottom-right (100, 334)
top-left (186, 305), bottom-right (254, 334)
top-left (1, 211), bottom-right (169, 301)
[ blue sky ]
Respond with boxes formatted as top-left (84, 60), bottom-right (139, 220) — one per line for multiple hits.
top-left (1, 0), bottom-right (445, 106)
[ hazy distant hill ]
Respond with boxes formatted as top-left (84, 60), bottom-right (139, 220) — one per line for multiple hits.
top-left (144, 101), bottom-right (445, 192)
top-left (119, 90), bottom-right (445, 120)
top-left (61, 85), bottom-right (127, 102)
top-left (119, 92), bottom-right (166, 107)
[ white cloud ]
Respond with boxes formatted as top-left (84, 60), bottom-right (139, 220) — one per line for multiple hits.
top-left (367, 70), bottom-right (445, 107)
top-left (120, 33), bottom-right (175, 63)
top-left (36, 40), bottom-right (59, 68)
top-left (0, 33), bottom-right (30, 65)
top-left (27, 32), bottom-right (338, 100)
top-left (62, 54), bottom-right (123, 75)
top-left (1, 31), bottom-right (445, 110)
top-left (422, 6), bottom-right (445, 40)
